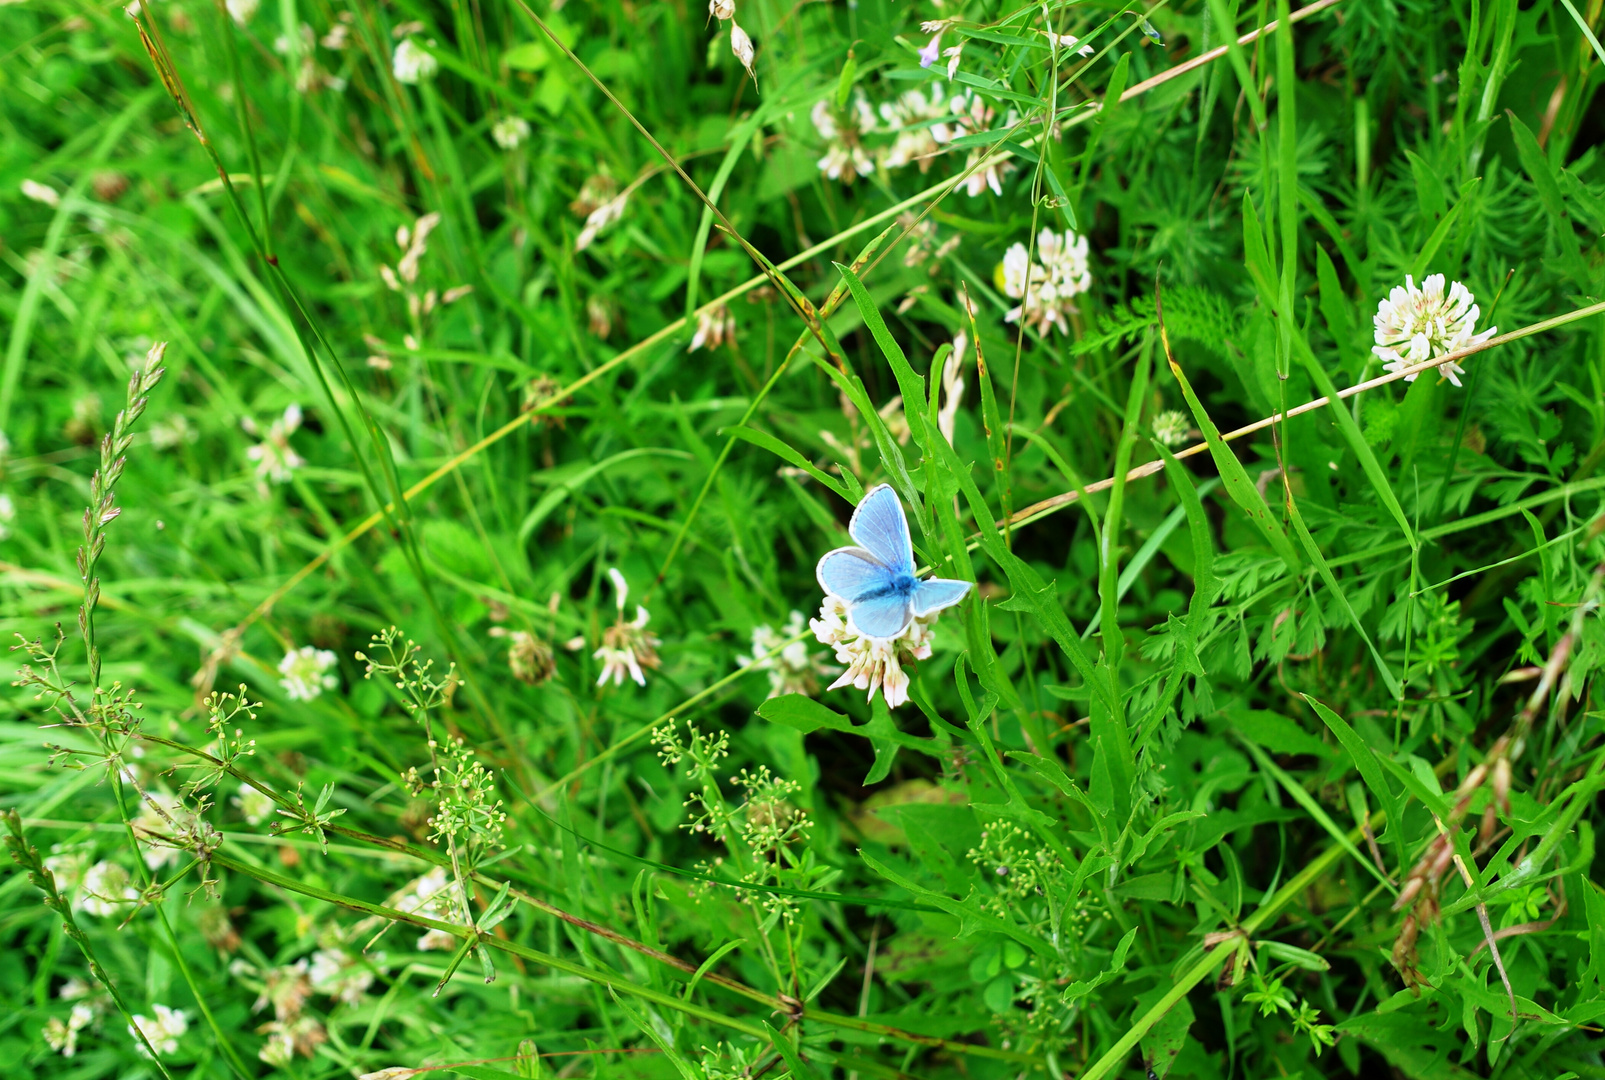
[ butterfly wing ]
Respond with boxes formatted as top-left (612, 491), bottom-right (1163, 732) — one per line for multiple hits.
top-left (848, 484), bottom-right (914, 577)
top-left (816, 547), bottom-right (892, 602)
top-left (910, 576), bottom-right (972, 617)
top-left (847, 590), bottom-right (914, 639)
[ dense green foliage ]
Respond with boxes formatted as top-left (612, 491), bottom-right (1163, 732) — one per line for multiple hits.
top-left (4, 0), bottom-right (1605, 1077)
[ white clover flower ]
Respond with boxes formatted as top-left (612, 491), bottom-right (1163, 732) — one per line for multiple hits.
top-left (232, 783), bottom-right (276, 826)
top-left (810, 594), bottom-right (936, 709)
top-left (730, 22), bottom-right (756, 81)
top-left (491, 116), bottom-right (530, 150)
top-left (1152, 409), bottom-right (1191, 447)
top-left (244, 404), bottom-right (305, 485)
top-left (1000, 228), bottom-right (1091, 334)
top-left (80, 860), bottom-right (139, 916)
top-left (749, 611), bottom-right (835, 698)
top-left (308, 948), bottom-right (374, 1006)
top-left (278, 645), bottom-right (339, 701)
top-left (575, 192), bottom-right (627, 251)
top-left (812, 98), bottom-right (877, 183)
top-left (392, 39), bottom-right (438, 84)
top-left (225, 0), bottom-right (258, 25)
top-left (595, 569), bottom-right (662, 687)
top-left (1372, 273), bottom-right (1495, 388)
top-left (880, 86), bottom-right (950, 171)
top-left (44, 1002), bottom-right (95, 1057)
top-left (128, 1004), bottom-right (187, 1058)
top-left (389, 867), bottom-right (464, 950)
top-left (22, 178), bottom-right (62, 207)
top-left (689, 303), bottom-right (736, 352)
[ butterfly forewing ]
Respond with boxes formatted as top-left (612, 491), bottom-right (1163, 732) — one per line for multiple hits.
top-left (848, 485), bottom-right (915, 576)
top-left (816, 547), bottom-right (890, 602)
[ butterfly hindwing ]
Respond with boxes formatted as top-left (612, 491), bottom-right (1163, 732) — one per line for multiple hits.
top-left (848, 484), bottom-right (914, 577)
top-left (910, 577), bottom-right (972, 617)
top-left (816, 547), bottom-right (890, 602)
top-left (848, 590), bottom-right (914, 639)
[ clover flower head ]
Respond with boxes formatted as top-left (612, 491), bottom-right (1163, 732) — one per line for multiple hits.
top-left (576, 192), bottom-right (628, 251)
top-left (79, 860), bottom-right (139, 916)
top-left (308, 948), bottom-right (374, 1006)
top-left (812, 97), bottom-right (878, 184)
top-left (491, 116), bottom-right (530, 150)
top-left (1372, 273), bottom-right (1495, 388)
top-left (128, 1004), bottom-right (188, 1058)
top-left (949, 94), bottom-right (1015, 196)
top-left (44, 1002), bottom-right (95, 1057)
top-left (226, 0), bottom-right (258, 25)
top-left (809, 595), bottom-right (935, 709)
top-left (233, 783), bottom-right (275, 826)
top-left (392, 39), bottom-right (438, 84)
top-left (244, 404), bottom-right (305, 485)
top-left (595, 569), bottom-right (662, 687)
top-left (279, 645), bottom-right (339, 702)
top-left (258, 1017), bottom-right (327, 1066)
top-left (880, 86), bottom-right (951, 171)
top-left (749, 611), bottom-right (835, 697)
top-left (1152, 409), bottom-right (1191, 447)
top-left (689, 303), bottom-right (737, 352)
top-left (1000, 228), bottom-right (1091, 334)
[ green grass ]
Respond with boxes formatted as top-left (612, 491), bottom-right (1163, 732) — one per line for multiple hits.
top-left (4, 0), bottom-right (1605, 1078)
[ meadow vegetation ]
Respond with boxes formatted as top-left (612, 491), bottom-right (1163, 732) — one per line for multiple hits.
top-left (4, 0), bottom-right (1605, 1077)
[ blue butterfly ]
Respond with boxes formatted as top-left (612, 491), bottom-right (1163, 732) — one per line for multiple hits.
top-left (815, 483), bottom-right (973, 639)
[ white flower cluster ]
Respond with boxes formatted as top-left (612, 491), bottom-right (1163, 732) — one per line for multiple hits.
top-left (1372, 273), bottom-right (1496, 388)
top-left (748, 611), bottom-right (835, 697)
top-left (390, 867), bottom-right (463, 951)
top-left (308, 947), bottom-right (375, 1006)
top-left (128, 1003), bottom-right (188, 1058)
top-left (1000, 228), bottom-right (1092, 335)
top-left (77, 860), bottom-right (139, 916)
top-left (810, 594), bottom-right (935, 709)
top-left (810, 85), bottom-right (1014, 196)
top-left (392, 39), bottom-right (438, 84)
top-left (594, 568), bottom-right (661, 687)
top-left (243, 404), bottom-right (305, 486)
top-left (492, 116), bottom-right (531, 150)
top-left (689, 303), bottom-right (737, 352)
top-left (279, 645), bottom-right (339, 702)
top-left (44, 1002), bottom-right (96, 1057)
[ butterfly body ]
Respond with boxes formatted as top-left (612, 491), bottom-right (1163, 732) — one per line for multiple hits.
top-left (816, 484), bottom-right (973, 639)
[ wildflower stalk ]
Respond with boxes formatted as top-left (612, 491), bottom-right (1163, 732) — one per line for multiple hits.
top-left (2, 812), bottom-right (176, 1079)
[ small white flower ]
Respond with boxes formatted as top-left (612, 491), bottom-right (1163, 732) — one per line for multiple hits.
top-left (491, 116), bottom-right (530, 150)
top-left (322, 22), bottom-right (351, 49)
top-left (1372, 273), bottom-right (1495, 388)
top-left (938, 330), bottom-right (968, 445)
top-left (245, 404), bottom-right (305, 485)
top-left (709, 0), bottom-right (735, 18)
top-left (575, 192), bottom-right (627, 251)
top-left (948, 94), bottom-right (1015, 197)
top-left (0, 493), bottom-right (14, 540)
top-left (278, 645), bottom-right (339, 701)
top-left (729, 22), bottom-right (756, 80)
top-left (944, 43), bottom-right (964, 79)
top-left (80, 860), bottom-right (139, 917)
top-left (396, 212), bottom-right (441, 284)
top-left (748, 612), bottom-right (835, 697)
top-left (809, 595), bottom-right (936, 709)
top-left (392, 39), bottom-right (438, 84)
top-left (128, 1004), bottom-right (187, 1058)
top-left (232, 783), bottom-right (276, 826)
top-left (308, 948), bottom-right (374, 1006)
top-left (21, 179), bottom-right (61, 207)
top-left (813, 97), bottom-right (878, 183)
top-left (225, 0), bottom-right (258, 25)
top-left (1000, 228), bottom-right (1091, 334)
top-left (1047, 31), bottom-right (1095, 57)
top-left (689, 303), bottom-right (737, 351)
top-left (594, 570), bottom-right (662, 687)
top-left (1152, 409), bottom-right (1191, 447)
top-left (44, 1001), bottom-right (95, 1057)
top-left (880, 86), bottom-right (950, 171)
